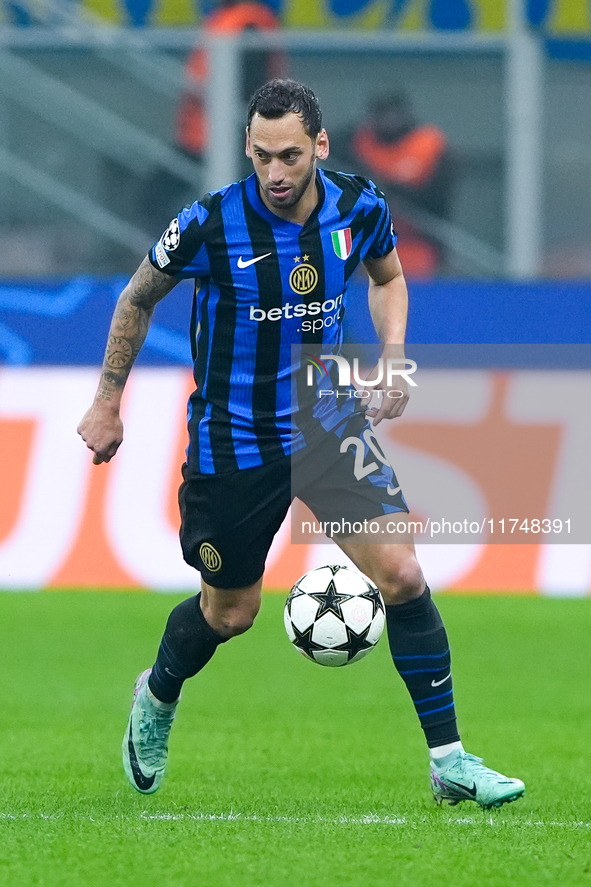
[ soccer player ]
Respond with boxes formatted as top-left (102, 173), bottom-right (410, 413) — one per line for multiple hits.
top-left (78, 79), bottom-right (524, 809)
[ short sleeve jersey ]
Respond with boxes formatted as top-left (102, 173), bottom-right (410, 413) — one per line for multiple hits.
top-left (149, 168), bottom-right (396, 474)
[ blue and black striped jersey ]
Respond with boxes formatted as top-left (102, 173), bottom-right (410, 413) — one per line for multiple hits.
top-left (149, 168), bottom-right (396, 474)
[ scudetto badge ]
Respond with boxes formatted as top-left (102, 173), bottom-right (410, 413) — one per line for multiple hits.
top-left (289, 263), bottom-right (318, 295)
top-left (199, 542), bottom-right (222, 573)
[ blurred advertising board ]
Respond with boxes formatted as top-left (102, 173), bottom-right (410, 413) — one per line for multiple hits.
top-left (4, 0), bottom-right (591, 34)
top-left (0, 278), bottom-right (589, 594)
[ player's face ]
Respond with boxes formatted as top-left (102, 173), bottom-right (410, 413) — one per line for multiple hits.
top-left (246, 112), bottom-right (329, 221)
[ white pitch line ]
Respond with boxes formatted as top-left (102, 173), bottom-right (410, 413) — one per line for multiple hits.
top-left (139, 812), bottom-right (408, 825)
top-left (1, 811), bottom-right (590, 829)
top-left (138, 812), bottom-right (591, 829)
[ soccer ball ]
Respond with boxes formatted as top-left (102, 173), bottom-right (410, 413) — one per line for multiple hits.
top-left (284, 565), bottom-right (385, 667)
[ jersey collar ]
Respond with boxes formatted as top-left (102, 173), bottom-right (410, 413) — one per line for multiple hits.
top-left (245, 170), bottom-right (326, 230)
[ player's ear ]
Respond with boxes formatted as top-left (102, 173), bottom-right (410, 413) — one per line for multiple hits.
top-left (245, 126), bottom-right (252, 157)
top-left (315, 128), bottom-right (329, 161)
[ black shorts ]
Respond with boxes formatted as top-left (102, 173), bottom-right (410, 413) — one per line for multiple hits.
top-left (179, 410), bottom-right (408, 588)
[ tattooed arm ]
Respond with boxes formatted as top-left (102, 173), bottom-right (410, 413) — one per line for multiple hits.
top-left (77, 257), bottom-right (177, 464)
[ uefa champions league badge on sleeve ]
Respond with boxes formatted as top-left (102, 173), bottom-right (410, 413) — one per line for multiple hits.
top-left (155, 218), bottom-right (181, 268)
top-left (161, 218), bottom-right (180, 251)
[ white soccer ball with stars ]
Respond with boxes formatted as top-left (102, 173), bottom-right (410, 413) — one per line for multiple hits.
top-left (284, 565), bottom-right (385, 667)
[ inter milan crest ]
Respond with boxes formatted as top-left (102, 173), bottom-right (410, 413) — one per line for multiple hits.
top-left (289, 256), bottom-right (318, 295)
top-left (199, 542), bottom-right (222, 573)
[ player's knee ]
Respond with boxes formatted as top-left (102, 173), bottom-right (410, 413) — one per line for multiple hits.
top-left (223, 610), bottom-right (258, 637)
top-left (200, 580), bottom-right (262, 638)
top-left (205, 601), bottom-right (260, 638)
top-left (374, 555), bottom-right (425, 605)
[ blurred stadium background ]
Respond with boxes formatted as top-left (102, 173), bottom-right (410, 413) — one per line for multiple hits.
top-left (1, 0), bottom-right (590, 595)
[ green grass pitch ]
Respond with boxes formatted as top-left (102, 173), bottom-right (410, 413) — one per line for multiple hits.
top-left (0, 590), bottom-right (590, 887)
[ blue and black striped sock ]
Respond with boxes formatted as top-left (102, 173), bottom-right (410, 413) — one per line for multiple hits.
top-left (386, 586), bottom-right (460, 748)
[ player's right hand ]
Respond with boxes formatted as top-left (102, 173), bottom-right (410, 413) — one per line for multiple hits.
top-left (77, 403), bottom-right (124, 464)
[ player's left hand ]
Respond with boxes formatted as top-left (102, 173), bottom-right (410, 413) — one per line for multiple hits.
top-left (77, 400), bottom-right (124, 464)
top-left (365, 370), bottom-right (409, 426)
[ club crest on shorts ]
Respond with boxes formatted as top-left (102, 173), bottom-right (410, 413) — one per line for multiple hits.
top-left (199, 542), bottom-right (222, 573)
top-left (161, 218), bottom-right (180, 252)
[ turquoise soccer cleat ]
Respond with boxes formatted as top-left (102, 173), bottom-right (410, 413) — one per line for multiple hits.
top-left (122, 669), bottom-right (178, 794)
top-left (430, 750), bottom-right (525, 809)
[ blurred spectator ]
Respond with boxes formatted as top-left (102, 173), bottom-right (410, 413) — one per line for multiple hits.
top-left (343, 93), bottom-right (456, 277)
top-left (176, 0), bottom-right (284, 162)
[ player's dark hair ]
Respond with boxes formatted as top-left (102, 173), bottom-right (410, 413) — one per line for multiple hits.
top-left (247, 79), bottom-right (323, 139)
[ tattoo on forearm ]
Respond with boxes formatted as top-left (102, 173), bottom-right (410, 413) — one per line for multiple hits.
top-left (106, 335), bottom-right (133, 369)
top-left (130, 257), bottom-right (174, 308)
top-left (103, 370), bottom-right (124, 387)
top-left (97, 383), bottom-right (113, 401)
top-left (96, 257), bottom-right (174, 400)
top-left (115, 306), bottom-right (135, 329)
top-left (101, 295), bottom-right (147, 380)
top-left (96, 369), bottom-right (127, 400)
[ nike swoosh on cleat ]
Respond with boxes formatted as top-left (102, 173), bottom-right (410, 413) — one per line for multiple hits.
top-left (128, 733), bottom-right (156, 791)
top-left (447, 779), bottom-right (477, 797)
top-left (431, 672), bottom-right (451, 687)
top-left (237, 253), bottom-right (272, 268)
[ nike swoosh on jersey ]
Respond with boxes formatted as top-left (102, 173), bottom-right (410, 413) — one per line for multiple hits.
top-left (237, 253), bottom-right (272, 268)
top-left (431, 672), bottom-right (451, 687)
top-left (128, 733), bottom-right (156, 791)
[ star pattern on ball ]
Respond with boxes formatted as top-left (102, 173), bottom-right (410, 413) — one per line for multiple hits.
top-left (333, 624), bottom-right (376, 661)
top-left (307, 579), bottom-right (353, 620)
top-left (290, 623), bottom-right (328, 660)
top-left (285, 567), bottom-right (385, 667)
top-left (287, 585), bottom-right (307, 605)
top-left (357, 586), bottom-right (383, 620)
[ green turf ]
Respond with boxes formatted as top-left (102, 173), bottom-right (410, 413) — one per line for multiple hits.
top-left (0, 591), bottom-right (590, 887)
